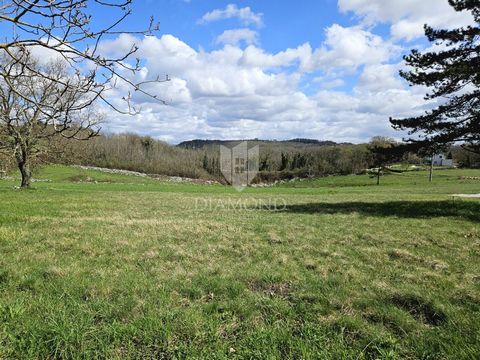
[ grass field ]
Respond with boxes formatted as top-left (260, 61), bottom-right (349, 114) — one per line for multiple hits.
top-left (0, 165), bottom-right (479, 359)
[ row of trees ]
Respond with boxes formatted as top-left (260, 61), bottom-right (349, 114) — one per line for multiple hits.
top-left (2, 129), bottom-right (478, 185)
top-left (31, 133), bottom-right (432, 183)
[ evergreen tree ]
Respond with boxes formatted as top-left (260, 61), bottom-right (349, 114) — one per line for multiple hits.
top-left (390, 0), bottom-right (480, 154)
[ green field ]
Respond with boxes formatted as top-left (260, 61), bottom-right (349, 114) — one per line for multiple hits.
top-left (0, 165), bottom-right (479, 359)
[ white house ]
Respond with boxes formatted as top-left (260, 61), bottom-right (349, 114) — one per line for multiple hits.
top-left (425, 153), bottom-right (453, 167)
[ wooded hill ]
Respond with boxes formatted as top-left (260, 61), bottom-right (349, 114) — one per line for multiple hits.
top-left (177, 138), bottom-right (344, 149)
top-left (2, 133), bottom-right (479, 183)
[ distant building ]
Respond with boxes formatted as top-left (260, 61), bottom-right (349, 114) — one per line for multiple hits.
top-left (425, 153), bottom-right (453, 167)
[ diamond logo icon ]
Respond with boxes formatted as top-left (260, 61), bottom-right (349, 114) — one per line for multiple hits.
top-left (220, 141), bottom-right (259, 191)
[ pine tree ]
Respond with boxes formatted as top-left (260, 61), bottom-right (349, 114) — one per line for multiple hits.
top-left (390, 0), bottom-right (480, 154)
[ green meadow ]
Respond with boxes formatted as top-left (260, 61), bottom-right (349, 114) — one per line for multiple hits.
top-left (0, 165), bottom-right (479, 359)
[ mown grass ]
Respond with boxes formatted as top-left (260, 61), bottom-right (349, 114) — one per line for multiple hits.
top-left (0, 165), bottom-right (479, 359)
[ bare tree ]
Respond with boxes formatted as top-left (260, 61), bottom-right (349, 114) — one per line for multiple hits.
top-left (0, 50), bottom-right (101, 188)
top-left (0, 0), bottom-right (168, 112)
top-left (0, 1), bottom-right (169, 187)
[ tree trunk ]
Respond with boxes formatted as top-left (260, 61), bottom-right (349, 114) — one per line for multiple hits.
top-left (18, 160), bottom-right (31, 188)
top-left (15, 146), bottom-right (31, 188)
top-left (377, 168), bottom-right (380, 185)
top-left (429, 156), bottom-right (433, 182)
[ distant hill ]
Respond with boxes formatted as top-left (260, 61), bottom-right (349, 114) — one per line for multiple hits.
top-left (177, 138), bottom-right (346, 149)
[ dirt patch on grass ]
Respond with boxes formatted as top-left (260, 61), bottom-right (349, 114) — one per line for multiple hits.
top-left (248, 280), bottom-right (292, 299)
top-left (464, 230), bottom-right (479, 240)
top-left (391, 294), bottom-right (447, 326)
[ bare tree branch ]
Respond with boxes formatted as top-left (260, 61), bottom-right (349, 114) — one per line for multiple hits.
top-left (0, 0), bottom-right (169, 114)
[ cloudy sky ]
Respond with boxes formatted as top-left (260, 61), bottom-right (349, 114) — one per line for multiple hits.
top-left (96, 0), bottom-right (474, 144)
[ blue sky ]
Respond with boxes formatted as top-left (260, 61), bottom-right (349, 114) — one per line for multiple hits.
top-left (91, 0), bottom-right (474, 143)
top-left (144, 0), bottom-right (345, 52)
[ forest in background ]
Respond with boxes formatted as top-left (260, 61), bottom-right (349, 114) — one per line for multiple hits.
top-left (1, 133), bottom-right (479, 182)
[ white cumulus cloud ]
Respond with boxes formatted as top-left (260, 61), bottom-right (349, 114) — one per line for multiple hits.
top-left (312, 24), bottom-right (400, 72)
top-left (198, 4), bottom-right (263, 27)
top-left (216, 28), bottom-right (259, 46)
top-left (96, 31), bottom-right (428, 144)
top-left (338, 0), bottom-right (475, 40)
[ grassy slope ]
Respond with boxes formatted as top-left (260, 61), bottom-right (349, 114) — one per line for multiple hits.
top-left (0, 165), bottom-right (479, 359)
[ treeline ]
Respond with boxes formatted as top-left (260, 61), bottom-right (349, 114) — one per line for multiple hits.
top-left (3, 132), bottom-right (479, 182)
top-left (192, 138), bottom-right (433, 182)
top-left (201, 143), bottom-right (377, 182)
top-left (51, 134), bottom-right (212, 179)
top-left (44, 134), bottom-right (407, 182)
top-left (452, 147), bottom-right (480, 168)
